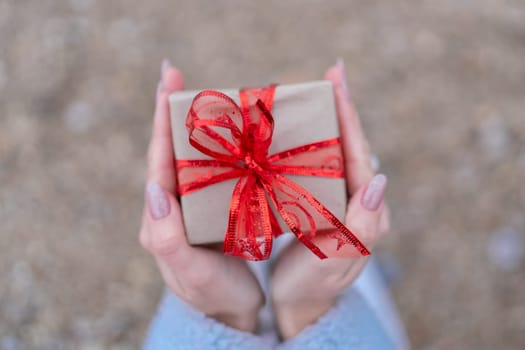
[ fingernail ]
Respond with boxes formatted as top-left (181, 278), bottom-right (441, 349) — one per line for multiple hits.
top-left (361, 174), bottom-right (387, 211)
top-left (156, 80), bottom-right (163, 99)
top-left (336, 57), bottom-right (350, 101)
top-left (161, 58), bottom-right (171, 78)
top-left (146, 182), bottom-right (171, 220)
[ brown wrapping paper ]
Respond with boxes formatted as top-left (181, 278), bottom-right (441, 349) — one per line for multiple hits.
top-left (169, 80), bottom-right (347, 245)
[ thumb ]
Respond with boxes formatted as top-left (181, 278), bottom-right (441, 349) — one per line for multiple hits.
top-left (309, 174), bottom-right (388, 258)
top-left (142, 182), bottom-right (192, 263)
top-left (345, 174), bottom-right (388, 250)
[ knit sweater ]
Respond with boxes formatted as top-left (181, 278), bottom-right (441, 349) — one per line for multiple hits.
top-left (142, 256), bottom-right (409, 350)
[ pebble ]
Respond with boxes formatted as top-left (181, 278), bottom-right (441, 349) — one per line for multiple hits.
top-left (478, 117), bottom-right (510, 161)
top-left (69, 0), bottom-right (95, 12)
top-left (0, 2), bottom-right (12, 25)
top-left (488, 227), bottom-right (524, 271)
top-left (1, 336), bottom-right (25, 350)
top-left (77, 342), bottom-right (104, 350)
top-left (107, 18), bottom-right (144, 65)
top-left (63, 101), bottom-right (94, 133)
top-left (414, 29), bottom-right (444, 60)
top-left (0, 60), bottom-right (7, 90)
top-left (519, 150), bottom-right (525, 173)
top-left (96, 312), bottom-right (133, 342)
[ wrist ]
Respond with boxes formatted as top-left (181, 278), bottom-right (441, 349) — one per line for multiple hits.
top-left (274, 298), bottom-right (337, 339)
top-left (200, 283), bottom-right (264, 333)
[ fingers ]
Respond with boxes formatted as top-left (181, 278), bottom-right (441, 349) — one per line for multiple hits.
top-left (139, 61), bottom-right (265, 327)
top-left (143, 182), bottom-right (189, 258)
top-left (345, 174), bottom-right (388, 249)
top-left (142, 182), bottom-right (219, 290)
top-left (141, 181), bottom-right (213, 296)
top-left (141, 181), bottom-right (263, 313)
top-left (308, 173), bottom-right (388, 261)
top-left (142, 62), bottom-right (258, 303)
top-left (147, 59), bottom-right (185, 194)
top-left (325, 60), bottom-right (391, 246)
top-left (161, 58), bottom-right (185, 93)
top-left (140, 181), bottom-right (222, 286)
top-left (143, 59), bottom-right (189, 292)
top-left (324, 59), bottom-right (374, 194)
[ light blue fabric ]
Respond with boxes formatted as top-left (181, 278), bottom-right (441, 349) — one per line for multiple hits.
top-left (278, 288), bottom-right (395, 350)
top-left (142, 289), bottom-right (276, 350)
top-left (142, 286), bottom-right (397, 350)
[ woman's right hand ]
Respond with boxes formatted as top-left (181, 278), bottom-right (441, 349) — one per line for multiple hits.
top-left (139, 60), bottom-right (264, 332)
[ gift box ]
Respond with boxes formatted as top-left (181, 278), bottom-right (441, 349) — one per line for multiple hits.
top-left (169, 81), bottom-right (367, 260)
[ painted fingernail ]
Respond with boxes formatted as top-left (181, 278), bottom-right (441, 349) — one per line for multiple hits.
top-left (361, 174), bottom-right (387, 211)
top-left (161, 58), bottom-right (171, 77)
top-left (146, 182), bottom-right (171, 220)
top-left (336, 57), bottom-right (350, 101)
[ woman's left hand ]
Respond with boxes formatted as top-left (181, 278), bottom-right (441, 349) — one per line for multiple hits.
top-left (270, 60), bottom-right (391, 339)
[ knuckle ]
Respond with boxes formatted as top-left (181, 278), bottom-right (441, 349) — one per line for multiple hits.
top-left (350, 219), bottom-right (379, 246)
top-left (149, 231), bottom-right (181, 257)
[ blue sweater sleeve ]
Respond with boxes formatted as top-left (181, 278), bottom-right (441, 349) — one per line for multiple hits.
top-left (142, 289), bottom-right (276, 350)
top-left (277, 288), bottom-right (397, 350)
top-left (143, 287), bottom-right (396, 350)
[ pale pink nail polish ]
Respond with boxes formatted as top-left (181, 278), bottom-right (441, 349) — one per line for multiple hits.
top-left (146, 182), bottom-right (171, 220)
top-left (161, 58), bottom-right (171, 77)
top-left (361, 174), bottom-right (387, 211)
top-left (336, 58), bottom-right (351, 101)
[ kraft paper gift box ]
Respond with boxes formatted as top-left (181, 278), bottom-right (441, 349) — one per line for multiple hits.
top-left (169, 80), bottom-right (347, 245)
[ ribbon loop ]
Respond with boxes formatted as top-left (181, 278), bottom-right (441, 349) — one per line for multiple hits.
top-left (239, 86), bottom-right (276, 161)
top-left (187, 90), bottom-right (245, 161)
top-left (176, 85), bottom-right (370, 261)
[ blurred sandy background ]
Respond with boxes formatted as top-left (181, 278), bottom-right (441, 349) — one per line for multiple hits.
top-left (1, 0), bottom-right (524, 349)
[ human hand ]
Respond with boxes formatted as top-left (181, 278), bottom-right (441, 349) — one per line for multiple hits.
top-left (139, 60), bottom-right (264, 332)
top-left (271, 60), bottom-right (391, 339)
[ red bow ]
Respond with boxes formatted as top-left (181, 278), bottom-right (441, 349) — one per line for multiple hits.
top-left (176, 85), bottom-right (370, 261)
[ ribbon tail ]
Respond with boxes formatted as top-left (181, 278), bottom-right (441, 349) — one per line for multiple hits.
top-left (223, 176), bottom-right (273, 261)
top-left (262, 174), bottom-right (370, 259)
top-left (268, 202), bottom-right (284, 237)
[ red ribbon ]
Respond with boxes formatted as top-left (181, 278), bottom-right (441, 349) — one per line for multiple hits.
top-left (176, 85), bottom-right (370, 261)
